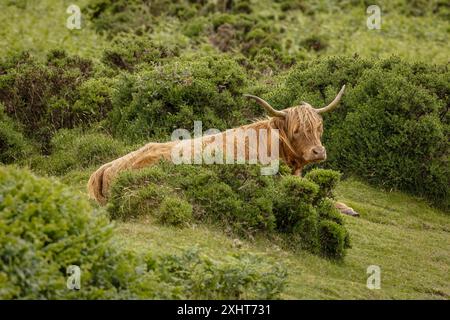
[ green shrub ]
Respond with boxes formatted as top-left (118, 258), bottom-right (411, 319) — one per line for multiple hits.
top-left (0, 104), bottom-right (32, 164)
top-left (31, 129), bottom-right (127, 176)
top-left (0, 50), bottom-right (95, 150)
top-left (109, 163), bottom-right (278, 235)
top-left (0, 166), bottom-right (287, 299)
top-left (73, 77), bottom-right (116, 121)
top-left (209, 12), bottom-right (285, 58)
top-left (316, 198), bottom-right (344, 225)
top-left (102, 34), bottom-right (179, 71)
top-left (0, 166), bottom-right (135, 299)
top-left (292, 213), bottom-right (319, 251)
top-left (304, 169), bottom-right (341, 200)
top-left (319, 220), bottom-right (349, 259)
top-left (107, 167), bottom-right (171, 220)
top-left (278, 175), bottom-right (319, 203)
top-left (85, 0), bottom-right (208, 36)
top-left (107, 53), bottom-right (251, 143)
top-left (109, 162), bottom-right (349, 259)
top-left (269, 56), bottom-right (449, 210)
top-left (156, 197), bottom-right (193, 227)
top-left (147, 248), bottom-right (287, 299)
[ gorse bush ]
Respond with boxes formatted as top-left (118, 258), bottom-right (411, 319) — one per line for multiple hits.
top-left (0, 103), bottom-right (32, 164)
top-left (150, 248), bottom-right (287, 299)
top-left (31, 129), bottom-right (127, 176)
top-left (109, 162), bottom-right (350, 259)
top-left (0, 165), bottom-right (127, 299)
top-left (156, 197), bottom-right (193, 227)
top-left (268, 56), bottom-right (449, 209)
top-left (0, 50), bottom-right (95, 150)
top-left (101, 34), bottom-right (180, 71)
top-left (107, 53), bottom-right (252, 143)
top-left (0, 166), bottom-right (287, 299)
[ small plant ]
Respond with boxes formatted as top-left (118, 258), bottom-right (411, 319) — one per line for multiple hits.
top-left (304, 169), bottom-right (342, 200)
top-left (319, 220), bottom-right (349, 259)
top-left (0, 104), bottom-right (32, 164)
top-left (31, 129), bottom-right (127, 176)
top-left (157, 197), bottom-right (193, 227)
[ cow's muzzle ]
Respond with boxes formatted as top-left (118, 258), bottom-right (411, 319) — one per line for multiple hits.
top-left (311, 146), bottom-right (327, 161)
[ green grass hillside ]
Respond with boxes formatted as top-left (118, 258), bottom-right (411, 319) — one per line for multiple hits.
top-left (0, 0), bottom-right (449, 299)
top-left (113, 178), bottom-right (450, 299)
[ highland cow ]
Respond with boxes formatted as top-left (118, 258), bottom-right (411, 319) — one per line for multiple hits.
top-left (88, 86), bottom-right (349, 213)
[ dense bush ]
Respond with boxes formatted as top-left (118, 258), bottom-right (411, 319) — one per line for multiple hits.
top-left (109, 162), bottom-right (350, 258)
top-left (107, 54), bottom-right (252, 143)
top-left (0, 50), bottom-right (96, 150)
top-left (268, 56), bottom-right (449, 209)
top-left (31, 129), bottom-right (127, 176)
top-left (101, 34), bottom-right (180, 71)
top-left (0, 103), bottom-right (32, 164)
top-left (318, 220), bottom-right (348, 259)
top-left (156, 197), bottom-right (193, 227)
top-left (0, 165), bottom-right (133, 298)
top-left (0, 166), bottom-right (287, 299)
top-left (304, 169), bottom-right (341, 200)
top-left (149, 248), bottom-right (287, 299)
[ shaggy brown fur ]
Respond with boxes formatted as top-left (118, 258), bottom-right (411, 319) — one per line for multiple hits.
top-left (88, 105), bottom-right (323, 204)
top-left (88, 86), bottom-right (346, 205)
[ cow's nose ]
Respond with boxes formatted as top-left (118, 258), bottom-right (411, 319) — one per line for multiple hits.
top-left (312, 146), bottom-right (325, 155)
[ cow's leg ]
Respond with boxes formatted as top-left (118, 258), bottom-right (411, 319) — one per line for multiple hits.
top-left (292, 166), bottom-right (302, 176)
top-left (334, 201), bottom-right (360, 217)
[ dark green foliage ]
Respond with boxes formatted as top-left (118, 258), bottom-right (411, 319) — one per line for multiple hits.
top-left (0, 165), bottom-right (131, 299)
top-left (270, 56), bottom-right (449, 209)
top-left (0, 104), bottom-right (32, 164)
top-left (273, 174), bottom-right (350, 256)
top-left (85, 0), bottom-right (209, 36)
top-left (319, 220), bottom-right (348, 259)
top-left (102, 34), bottom-right (180, 71)
top-left (0, 51), bottom-right (95, 150)
top-left (107, 54), bottom-right (251, 143)
top-left (31, 129), bottom-right (127, 176)
top-left (304, 169), bottom-right (341, 200)
top-left (147, 248), bottom-right (287, 299)
top-left (156, 197), bottom-right (193, 227)
top-left (316, 198), bottom-right (344, 226)
top-left (210, 12), bottom-right (285, 58)
top-left (107, 166), bottom-right (171, 220)
top-left (109, 162), bottom-right (349, 258)
top-left (109, 163), bottom-right (278, 234)
top-left (0, 166), bottom-right (287, 299)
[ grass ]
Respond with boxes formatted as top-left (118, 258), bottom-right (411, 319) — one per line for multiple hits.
top-left (0, 0), bottom-right (106, 59)
top-left (1, 1), bottom-right (449, 64)
top-left (114, 177), bottom-right (450, 299)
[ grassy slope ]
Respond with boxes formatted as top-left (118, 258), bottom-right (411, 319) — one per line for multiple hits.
top-left (2, 1), bottom-right (449, 299)
top-left (114, 178), bottom-right (449, 299)
top-left (0, 0), bottom-right (106, 59)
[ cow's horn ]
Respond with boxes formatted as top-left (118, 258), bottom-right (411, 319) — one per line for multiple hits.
top-left (315, 85), bottom-right (346, 114)
top-left (243, 94), bottom-right (286, 118)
